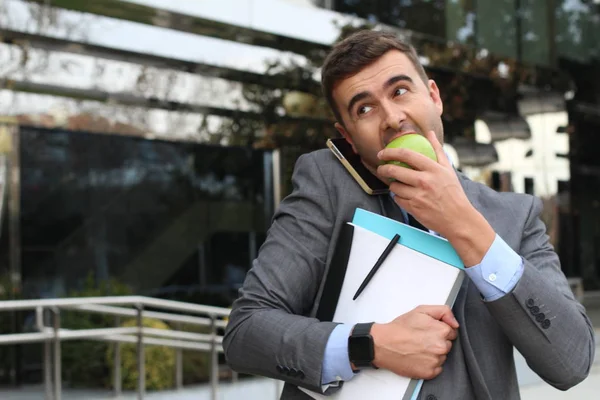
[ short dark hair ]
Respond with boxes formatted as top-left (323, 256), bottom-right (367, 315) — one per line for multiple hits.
top-left (320, 29), bottom-right (428, 124)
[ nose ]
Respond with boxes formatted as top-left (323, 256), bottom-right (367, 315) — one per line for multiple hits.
top-left (380, 99), bottom-right (406, 132)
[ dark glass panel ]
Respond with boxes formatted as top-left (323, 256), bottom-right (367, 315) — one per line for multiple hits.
top-left (335, 0), bottom-right (447, 39)
top-left (519, 0), bottom-right (551, 66)
top-left (19, 127), bottom-right (272, 305)
top-left (554, 0), bottom-right (598, 63)
top-left (476, 0), bottom-right (517, 59)
top-left (445, 0), bottom-right (477, 45)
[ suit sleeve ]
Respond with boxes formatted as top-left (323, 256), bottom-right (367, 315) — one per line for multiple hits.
top-left (222, 152), bottom-right (340, 393)
top-left (485, 196), bottom-right (596, 390)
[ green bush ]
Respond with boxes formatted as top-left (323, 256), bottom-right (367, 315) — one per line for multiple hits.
top-left (0, 272), bottom-right (20, 383)
top-left (179, 324), bottom-right (211, 385)
top-left (106, 318), bottom-right (176, 391)
top-left (61, 273), bottom-right (133, 388)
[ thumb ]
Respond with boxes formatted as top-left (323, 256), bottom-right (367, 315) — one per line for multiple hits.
top-left (417, 305), bottom-right (459, 328)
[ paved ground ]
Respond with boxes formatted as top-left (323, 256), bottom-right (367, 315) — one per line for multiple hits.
top-left (2, 311), bottom-right (600, 399)
top-left (3, 353), bottom-right (599, 400)
top-left (516, 322), bottom-right (600, 400)
top-left (0, 379), bottom-right (283, 400)
top-left (521, 366), bottom-right (600, 399)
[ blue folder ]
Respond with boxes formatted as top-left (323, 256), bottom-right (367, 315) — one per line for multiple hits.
top-left (352, 208), bottom-right (464, 270)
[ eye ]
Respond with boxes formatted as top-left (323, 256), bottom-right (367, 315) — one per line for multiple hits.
top-left (357, 105), bottom-right (373, 115)
top-left (394, 87), bottom-right (408, 97)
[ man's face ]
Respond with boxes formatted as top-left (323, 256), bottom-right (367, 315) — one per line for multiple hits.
top-left (332, 50), bottom-right (444, 173)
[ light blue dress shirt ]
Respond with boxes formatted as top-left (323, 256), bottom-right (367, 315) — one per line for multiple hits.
top-left (320, 209), bottom-right (524, 386)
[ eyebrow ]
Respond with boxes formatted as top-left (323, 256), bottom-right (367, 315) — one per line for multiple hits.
top-left (346, 74), bottom-right (414, 116)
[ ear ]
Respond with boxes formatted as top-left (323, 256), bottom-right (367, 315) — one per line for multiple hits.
top-left (428, 79), bottom-right (443, 116)
top-left (334, 122), bottom-right (358, 154)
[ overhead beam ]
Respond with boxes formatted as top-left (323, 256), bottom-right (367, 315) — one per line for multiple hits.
top-left (22, 0), bottom-right (570, 94)
top-left (23, 0), bottom-right (330, 59)
top-left (0, 78), bottom-right (332, 125)
top-left (0, 29), bottom-right (321, 95)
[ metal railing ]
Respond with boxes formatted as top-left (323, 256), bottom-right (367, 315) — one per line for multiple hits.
top-left (0, 296), bottom-right (233, 400)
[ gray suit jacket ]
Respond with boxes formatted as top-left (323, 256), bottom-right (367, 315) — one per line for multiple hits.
top-left (223, 149), bottom-right (595, 399)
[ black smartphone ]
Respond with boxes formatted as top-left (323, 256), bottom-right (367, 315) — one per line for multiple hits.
top-left (326, 137), bottom-right (389, 195)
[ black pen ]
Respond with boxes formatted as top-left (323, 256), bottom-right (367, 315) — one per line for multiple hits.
top-left (353, 233), bottom-right (400, 301)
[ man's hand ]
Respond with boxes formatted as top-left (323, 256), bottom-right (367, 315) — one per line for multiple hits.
top-left (376, 131), bottom-right (496, 267)
top-left (371, 305), bottom-right (459, 380)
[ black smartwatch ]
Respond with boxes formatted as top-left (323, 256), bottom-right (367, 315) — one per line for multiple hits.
top-left (348, 322), bottom-right (377, 370)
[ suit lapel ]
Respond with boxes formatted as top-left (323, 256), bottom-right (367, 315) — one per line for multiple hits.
top-left (457, 172), bottom-right (483, 211)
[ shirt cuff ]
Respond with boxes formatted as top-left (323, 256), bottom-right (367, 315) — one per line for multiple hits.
top-left (464, 234), bottom-right (524, 302)
top-left (321, 323), bottom-right (355, 387)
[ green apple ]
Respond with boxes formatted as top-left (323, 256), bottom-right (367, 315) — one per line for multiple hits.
top-left (384, 134), bottom-right (437, 169)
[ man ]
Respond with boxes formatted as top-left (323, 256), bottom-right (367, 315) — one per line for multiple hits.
top-left (223, 29), bottom-right (595, 399)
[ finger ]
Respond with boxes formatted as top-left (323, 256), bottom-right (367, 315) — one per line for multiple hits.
top-left (437, 354), bottom-right (447, 366)
top-left (417, 305), bottom-right (459, 328)
top-left (425, 130), bottom-right (451, 168)
top-left (427, 366), bottom-right (442, 380)
top-left (378, 147), bottom-right (438, 172)
top-left (445, 340), bottom-right (453, 354)
top-left (377, 162), bottom-right (420, 186)
top-left (431, 333), bottom-right (453, 355)
top-left (446, 327), bottom-right (458, 341)
top-left (389, 180), bottom-right (419, 200)
top-left (437, 322), bottom-right (458, 342)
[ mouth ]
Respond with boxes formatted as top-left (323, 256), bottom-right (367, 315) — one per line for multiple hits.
top-left (384, 132), bottom-right (417, 147)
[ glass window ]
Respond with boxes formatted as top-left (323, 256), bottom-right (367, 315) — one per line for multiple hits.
top-left (519, 0), bottom-right (551, 66)
top-left (335, 0), bottom-right (387, 24)
top-left (445, 0), bottom-right (477, 45)
top-left (385, 0), bottom-right (446, 39)
top-left (19, 127), bottom-right (273, 307)
top-left (335, 0), bottom-right (447, 39)
top-left (554, 0), bottom-right (595, 63)
top-left (476, 0), bottom-right (517, 59)
top-left (591, 11), bottom-right (600, 61)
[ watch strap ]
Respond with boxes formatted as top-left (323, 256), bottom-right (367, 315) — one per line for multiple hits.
top-left (352, 322), bottom-right (374, 337)
top-left (349, 322), bottom-right (378, 370)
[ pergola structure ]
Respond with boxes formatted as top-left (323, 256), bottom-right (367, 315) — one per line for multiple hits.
top-left (1, 0), bottom-right (570, 165)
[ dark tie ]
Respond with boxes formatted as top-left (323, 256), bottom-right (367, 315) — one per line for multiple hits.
top-left (407, 213), bottom-right (428, 232)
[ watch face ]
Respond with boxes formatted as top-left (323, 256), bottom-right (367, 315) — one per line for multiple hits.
top-left (349, 335), bottom-right (374, 362)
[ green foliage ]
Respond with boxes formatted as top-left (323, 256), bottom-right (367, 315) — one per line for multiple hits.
top-left (179, 323), bottom-right (211, 385)
top-left (61, 273), bottom-right (133, 388)
top-left (106, 318), bottom-right (176, 391)
top-left (0, 272), bottom-right (19, 383)
top-left (67, 272), bottom-right (133, 298)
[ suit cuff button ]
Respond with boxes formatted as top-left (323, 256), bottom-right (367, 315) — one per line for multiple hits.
top-left (535, 313), bottom-right (545, 322)
top-left (529, 306), bottom-right (540, 315)
top-left (542, 319), bottom-right (551, 329)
